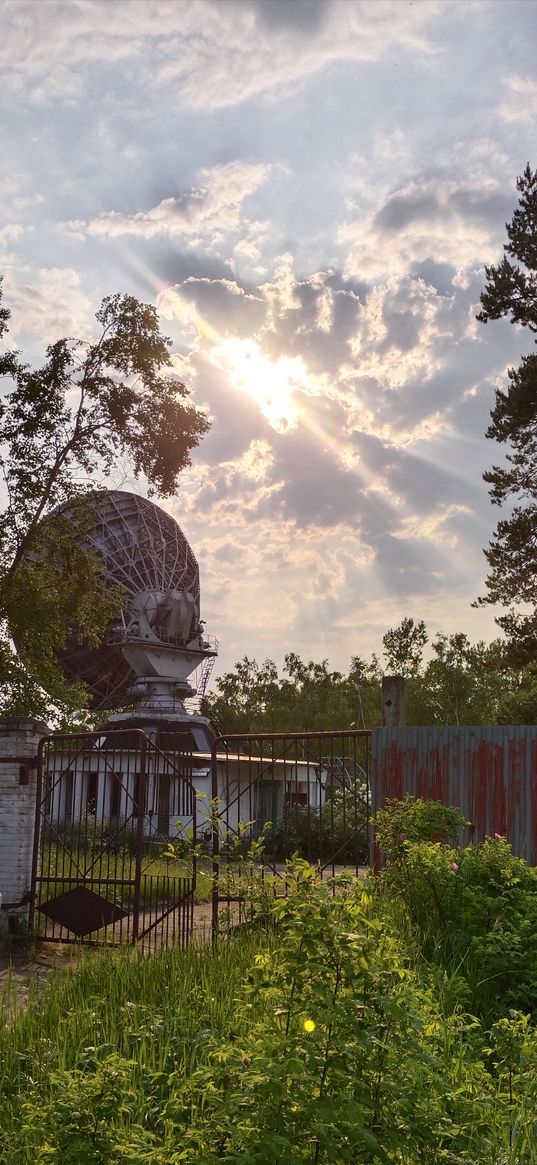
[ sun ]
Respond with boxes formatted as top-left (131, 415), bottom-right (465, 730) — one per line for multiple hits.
top-left (211, 337), bottom-right (311, 432)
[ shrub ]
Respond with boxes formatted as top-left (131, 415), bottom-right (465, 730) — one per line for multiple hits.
top-left (16, 865), bottom-right (494, 1163)
top-left (269, 781), bottom-right (369, 865)
top-left (374, 793), bottom-right (468, 861)
top-left (375, 795), bottom-right (537, 1021)
top-left (9, 860), bottom-right (537, 1162)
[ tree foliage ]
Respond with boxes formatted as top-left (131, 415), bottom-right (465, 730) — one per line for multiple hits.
top-left (382, 616), bottom-right (428, 678)
top-left (0, 280), bottom-right (209, 718)
top-left (206, 619), bottom-right (525, 732)
top-left (207, 652), bottom-right (382, 734)
top-left (476, 164), bottom-right (537, 663)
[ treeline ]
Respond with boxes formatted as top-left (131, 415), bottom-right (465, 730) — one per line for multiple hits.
top-left (205, 617), bottom-right (537, 732)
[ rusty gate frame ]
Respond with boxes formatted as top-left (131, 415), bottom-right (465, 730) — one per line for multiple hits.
top-left (30, 729), bottom-right (196, 951)
top-left (210, 729), bottom-right (372, 936)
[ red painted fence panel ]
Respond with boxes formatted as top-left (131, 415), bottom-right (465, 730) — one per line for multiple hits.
top-left (371, 726), bottom-right (537, 864)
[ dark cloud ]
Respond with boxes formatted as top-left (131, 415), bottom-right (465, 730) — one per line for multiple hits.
top-left (409, 260), bottom-right (455, 296)
top-left (261, 272), bottom-right (363, 375)
top-left (324, 272), bottom-right (369, 299)
top-left (374, 179), bottom-right (514, 238)
top-left (123, 246), bottom-right (234, 299)
top-left (350, 433), bottom-right (476, 525)
top-left (251, 0), bottom-right (330, 33)
top-left (177, 277), bottom-right (266, 337)
top-left (455, 380), bottom-right (494, 435)
top-left (274, 454), bottom-right (361, 527)
top-left (380, 305), bottom-right (421, 353)
top-left (266, 416), bottom-right (364, 528)
top-left (291, 280), bottom-right (320, 325)
top-left (213, 543), bottom-right (244, 562)
top-left (386, 446), bottom-right (480, 513)
top-left (450, 188), bottom-right (514, 228)
top-left (375, 186), bottom-right (442, 233)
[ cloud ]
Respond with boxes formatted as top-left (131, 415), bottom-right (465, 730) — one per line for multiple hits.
top-left (340, 171), bottom-right (509, 279)
top-left (154, 243), bottom-right (524, 651)
top-left (0, 79), bottom-right (521, 677)
top-left (156, 255), bottom-right (516, 476)
top-left (2, 0), bottom-right (439, 110)
top-left (158, 278), bottom-right (266, 340)
top-left (1, 0), bottom-right (533, 682)
top-left (3, 267), bottom-right (94, 347)
top-left (0, 223), bottom-right (29, 245)
top-left (76, 162), bottom-right (271, 242)
top-left (251, 0), bottom-right (330, 33)
top-left (163, 0), bottom-right (438, 109)
top-left (497, 75), bottom-right (537, 123)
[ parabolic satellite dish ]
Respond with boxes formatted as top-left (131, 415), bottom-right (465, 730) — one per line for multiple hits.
top-left (53, 490), bottom-right (217, 712)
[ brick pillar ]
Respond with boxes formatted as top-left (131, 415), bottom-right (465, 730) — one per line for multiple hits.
top-left (0, 717), bottom-right (50, 934)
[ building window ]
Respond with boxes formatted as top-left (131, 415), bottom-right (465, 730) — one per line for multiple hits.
top-left (286, 790), bottom-right (308, 808)
top-left (64, 769), bottom-right (74, 823)
top-left (86, 771), bottom-right (98, 814)
top-left (110, 772), bottom-right (122, 818)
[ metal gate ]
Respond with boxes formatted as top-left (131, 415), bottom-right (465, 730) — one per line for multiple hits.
top-left (210, 730), bottom-right (371, 935)
top-left (30, 730), bottom-right (196, 952)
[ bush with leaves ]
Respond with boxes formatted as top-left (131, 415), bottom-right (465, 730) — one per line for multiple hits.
top-left (19, 1052), bottom-right (152, 1165)
top-left (270, 781), bottom-right (369, 866)
top-left (374, 793), bottom-right (469, 860)
top-left (12, 857), bottom-right (537, 1162)
top-left (156, 864), bottom-right (501, 1164)
top-left (375, 796), bottom-right (537, 1021)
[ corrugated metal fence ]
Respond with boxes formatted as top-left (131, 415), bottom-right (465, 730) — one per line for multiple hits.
top-left (371, 726), bottom-right (537, 864)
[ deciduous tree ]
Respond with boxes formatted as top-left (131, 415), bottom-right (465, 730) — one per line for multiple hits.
top-left (382, 617), bottom-right (428, 678)
top-left (0, 280), bottom-right (209, 716)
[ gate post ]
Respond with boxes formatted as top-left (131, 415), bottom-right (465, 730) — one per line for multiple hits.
top-left (0, 717), bottom-right (50, 935)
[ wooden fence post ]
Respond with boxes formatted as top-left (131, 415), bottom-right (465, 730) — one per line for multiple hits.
top-left (381, 675), bottom-right (406, 727)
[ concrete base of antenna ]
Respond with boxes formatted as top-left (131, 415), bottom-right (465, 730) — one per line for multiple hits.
top-left (106, 632), bottom-right (219, 751)
top-left (104, 703), bottom-right (216, 752)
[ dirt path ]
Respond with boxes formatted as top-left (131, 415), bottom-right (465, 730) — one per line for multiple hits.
top-left (0, 943), bottom-right (77, 1013)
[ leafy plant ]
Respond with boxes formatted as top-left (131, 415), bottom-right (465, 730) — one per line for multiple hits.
top-left (374, 793), bottom-right (468, 861)
top-left (8, 856), bottom-right (537, 1162)
top-left (135, 863), bottom-right (501, 1163)
top-left (375, 796), bottom-right (537, 1022)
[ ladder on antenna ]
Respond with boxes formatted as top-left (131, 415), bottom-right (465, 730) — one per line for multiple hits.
top-left (185, 655), bottom-right (216, 715)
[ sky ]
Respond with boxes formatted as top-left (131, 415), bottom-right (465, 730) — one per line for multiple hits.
top-left (2, 0), bottom-right (537, 683)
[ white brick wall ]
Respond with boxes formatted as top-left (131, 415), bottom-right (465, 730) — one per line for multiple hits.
top-left (0, 717), bottom-right (49, 930)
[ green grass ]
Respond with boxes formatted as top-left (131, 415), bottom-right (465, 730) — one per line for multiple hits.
top-left (0, 933), bottom-right (267, 1162)
top-left (5, 854), bottom-right (537, 1163)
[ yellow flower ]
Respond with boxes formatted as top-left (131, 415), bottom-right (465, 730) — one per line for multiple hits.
top-left (303, 1018), bottom-right (316, 1033)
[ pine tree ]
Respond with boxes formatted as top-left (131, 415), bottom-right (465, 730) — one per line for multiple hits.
top-left (476, 165), bottom-right (537, 664)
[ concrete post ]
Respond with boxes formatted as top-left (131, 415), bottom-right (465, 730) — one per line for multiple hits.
top-left (0, 716), bottom-right (50, 934)
top-left (381, 675), bottom-right (406, 728)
